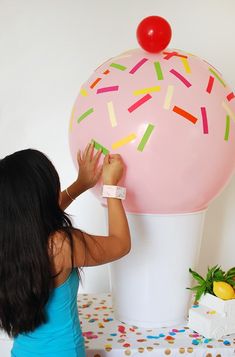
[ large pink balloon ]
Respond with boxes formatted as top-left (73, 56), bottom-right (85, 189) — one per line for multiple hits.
top-left (69, 48), bottom-right (235, 214)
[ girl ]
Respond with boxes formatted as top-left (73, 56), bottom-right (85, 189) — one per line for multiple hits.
top-left (0, 142), bottom-right (131, 357)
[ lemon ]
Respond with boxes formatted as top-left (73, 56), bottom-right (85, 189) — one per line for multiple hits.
top-left (213, 281), bottom-right (235, 300)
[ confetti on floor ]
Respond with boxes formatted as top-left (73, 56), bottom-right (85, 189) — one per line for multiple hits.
top-left (78, 293), bottom-right (235, 356)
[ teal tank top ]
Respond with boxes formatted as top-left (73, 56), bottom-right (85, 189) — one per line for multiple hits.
top-left (11, 269), bottom-right (85, 357)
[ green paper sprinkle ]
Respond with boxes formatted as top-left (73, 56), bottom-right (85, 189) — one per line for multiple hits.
top-left (209, 68), bottom-right (226, 87)
top-left (224, 115), bottom-right (230, 141)
top-left (137, 124), bottom-right (155, 152)
top-left (154, 62), bottom-right (163, 80)
top-left (92, 140), bottom-right (109, 155)
top-left (110, 63), bottom-right (127, 71)
top-left (77, 108), bottom-right (94, 123)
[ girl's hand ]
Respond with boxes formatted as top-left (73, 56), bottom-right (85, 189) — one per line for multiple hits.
top-left (102, 154), bottom-right (125, 185)
top-left (76, 142), bottom-right (102, 190)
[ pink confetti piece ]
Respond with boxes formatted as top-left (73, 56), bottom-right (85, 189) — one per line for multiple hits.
top-left (170, 69), bottom-right (192, 87)
top-left (201, 107), bottom-right (209, 134)
top-left (97, 86), bottom-right (119, 94)
top-left (227, 92), bottom-right (235, 102)
top-left (128, 94), bottom-right (152, 113)
top-left (129, 58), bottom-right (148, 74)
top-left (206, 76), bottom-right (214, 94)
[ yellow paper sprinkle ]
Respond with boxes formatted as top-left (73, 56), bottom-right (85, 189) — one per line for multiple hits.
top-left (69, 105), bottom-right (76, 132)
top-left (133, 86), bottom-right (160, 95)
top-left (222, 101), bottom-right (235, 122)
top-left (80, 88), bottom-right (88, 96)
top-left (107, 101), bottom-right (117, 127)
top-left (112, 133), bottom-right (137, 149)
top-left (181, 58), bottom-right (191, 73)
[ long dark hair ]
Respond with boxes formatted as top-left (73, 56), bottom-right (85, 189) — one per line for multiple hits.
top-left (0, 149), bottom-right (74, 337)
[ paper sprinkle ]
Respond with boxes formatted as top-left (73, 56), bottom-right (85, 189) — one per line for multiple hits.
top-left (80, 88), bottom-right (88, 96)
top-left (77, 108), bottom-right (94, 124)
top-left (97, 86), bottom-right (119, 94)
top-left (112, 134), bottom-right (137, 149)
top-left (164, 85), bottom-right (174, 110)
top-left (129, 58), bottom-right (148, 74)
top-left (90, 78), bottom-right (102, 89)
top-left (206, 76), bottom-right (214, 94)
top-left (154, 61), bottom-right (164, 80)
top-left (69, 105), bottom-right (76, 132)
top-left (181, 58), bottom-right (191, 73)
top-left (209, 68), bottom-right (226, 87)
top-left (222, 101), bottom-right (235, 122)
top-left (107, 101), bottom-right (117, 127)
top-left (163, 51), bottom-right (188, 60)
top-left (128, 94), bottom-right (152, 113)
top-left (173, 106), bottom-right (198, 124)
top-left (137, 124), bottom-right (155, 152)
top-left (170, 69), bottom-right (192, 87)
top-left (110, 63), bottom-right (127, 71)
top-left (92, 140), bottom-right (109, 155)
top-left (227, 92), bottom-right (235, 101)
top-left (224, 115), bottom-right (230, 141)
top-left (201, 107), bottom-right (209, 134)
top-left (133, 86), bottom-right (160, 95)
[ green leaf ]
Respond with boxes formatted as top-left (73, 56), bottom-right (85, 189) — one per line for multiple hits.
top-left (188, 285), bottom-right (203, 292)
top-left (189, 268), bottom-right (205, 284)
top-left (195, 285), bottom-right (206, 302)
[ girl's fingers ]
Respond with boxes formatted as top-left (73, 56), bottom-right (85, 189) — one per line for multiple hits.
top-left (77, 150), bottom-right (82, 165)
top-left (82, 143), bottom-right (91, 160)
top-left (104, 154), bottom-right (110, 165)
top-left (93, 149), bottom-right (102, 166)
top-left (93, 165), bottom-right (103, 182)
top-left (87, 141), bottom-right (94, 161)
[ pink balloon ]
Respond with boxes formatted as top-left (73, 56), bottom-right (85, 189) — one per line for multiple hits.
top-left (69, 48), bottom-right (235, 214)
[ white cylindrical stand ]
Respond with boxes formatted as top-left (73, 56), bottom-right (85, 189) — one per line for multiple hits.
top-left (109, 210), bottom-right (206, 328)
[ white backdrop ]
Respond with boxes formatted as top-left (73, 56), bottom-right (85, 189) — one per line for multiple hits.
top-left (1, 0), bottom-right (235, 293)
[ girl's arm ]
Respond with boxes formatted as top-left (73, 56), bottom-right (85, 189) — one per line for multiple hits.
top-left (55, 154), bottom-right (131, 269)
top-left (60, 142), bottom-right (102, 210)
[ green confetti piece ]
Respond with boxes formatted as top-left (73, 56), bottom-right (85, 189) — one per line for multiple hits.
top-left (77, 108), bottom-right (94, 123)
top-left (154, 61), bottom-right (163, 80)
top-left (224, 115), bottom-right (230, 141)
top-left (92, 140), bottom-right (109, 155)
top-left (137, 124), bottom-right (155, 152)
top-left (110, 63), bottom-right (127, 71)
top-left (209, 68), bottom-right (226, 87)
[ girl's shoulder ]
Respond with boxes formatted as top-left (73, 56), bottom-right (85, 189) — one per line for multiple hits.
top-left (48, 230), bottom-right (73, 282)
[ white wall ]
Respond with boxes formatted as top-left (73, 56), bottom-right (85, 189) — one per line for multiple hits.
top-left (0, 0), bottom-right (235, 294)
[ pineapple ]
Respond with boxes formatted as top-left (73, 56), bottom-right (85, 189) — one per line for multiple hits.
top-left (188, 265), bottom-right (235, 302)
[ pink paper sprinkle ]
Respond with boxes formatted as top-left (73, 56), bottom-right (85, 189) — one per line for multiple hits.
top-left (201, 107), bottom-right (209, 134)
top-left (128, 94), bottom-right (152, 113)
top-left (170, 69), bottom-right (192, 87)
top-left (97, 86), bottom-right (119, 94)
top-left (129, 58), bottom-right (148, 74)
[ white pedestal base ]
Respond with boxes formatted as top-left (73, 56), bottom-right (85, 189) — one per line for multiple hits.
top-left (110, 210), bottom-right (206, 328)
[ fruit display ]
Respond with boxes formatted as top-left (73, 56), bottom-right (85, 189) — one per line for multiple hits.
top-left (188, 265), bottom-right (235, 301)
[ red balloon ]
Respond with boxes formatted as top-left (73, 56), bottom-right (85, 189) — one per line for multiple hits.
top-left (136, 16), bottom-right (172, 53)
